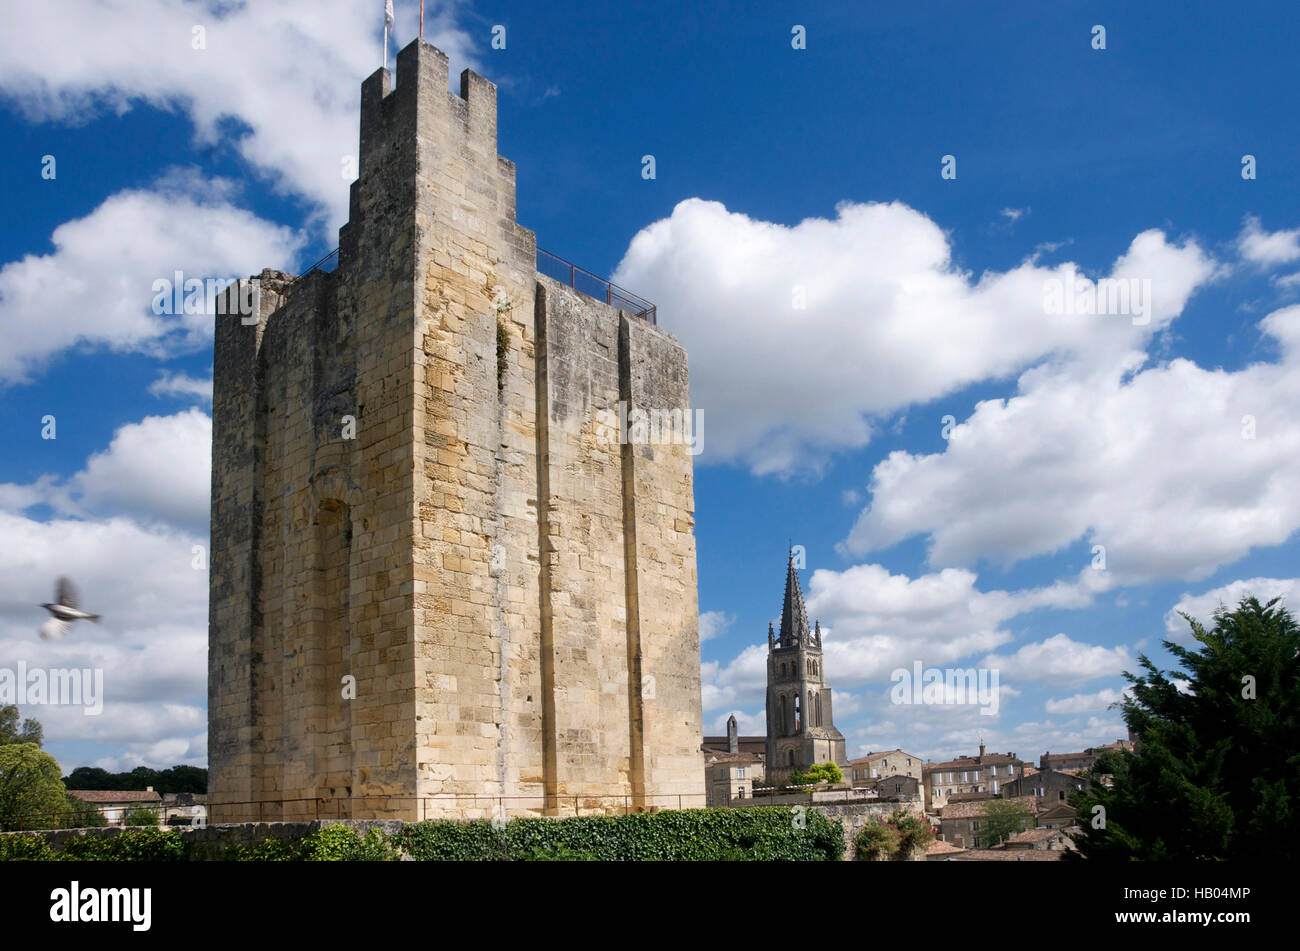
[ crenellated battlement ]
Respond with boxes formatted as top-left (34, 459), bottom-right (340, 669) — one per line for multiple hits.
top-left (355, 40), bottom-right (500, 184)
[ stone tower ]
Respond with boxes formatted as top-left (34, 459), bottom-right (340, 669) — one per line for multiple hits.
top-left (764, 553), bottom-right (846, 783)
top-left (208, 39), bottom-right (703, 822)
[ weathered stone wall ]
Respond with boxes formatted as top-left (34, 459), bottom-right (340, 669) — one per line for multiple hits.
top-left (208, 38), bottom-right (703, 822)
top-left (812, 801), bottom-right (929, 861)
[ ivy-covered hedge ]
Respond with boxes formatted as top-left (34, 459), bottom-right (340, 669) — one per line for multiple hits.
top-left (226, 825), bottom-right (395, 862)
top-left (394, 807), bottom-right (844, 861)
top-left (0, 828), bottom-right (185, 862)
top-left (1, 807), bottom-right (846, 862)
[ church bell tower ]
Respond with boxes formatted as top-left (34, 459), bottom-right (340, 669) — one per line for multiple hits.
top-left (764, 552), bottom-right (847, 784)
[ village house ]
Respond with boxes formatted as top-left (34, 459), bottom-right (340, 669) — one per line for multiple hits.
top-left (1001, 767), bottom-right (1089, 810)
top-left (68, 788), bottom-right (162, 826)
top-left (847, 749), bottom-right (924, 785)
top-left (938, 796), bottom-right (1038, 849)
top-left (923, 743), bottom-right (1029, 812)
top-left (702, 715), bottom-right (766, 805)
top-left (864, 774), bottom-right (922, 802)
top-left (1039, 739), bottom-right (1133, 773)
top-left (1003, 828), bottom-right (1075, 852)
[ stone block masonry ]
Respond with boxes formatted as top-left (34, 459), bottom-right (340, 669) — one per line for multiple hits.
top-left (209, 39), bottom-right (703, 822)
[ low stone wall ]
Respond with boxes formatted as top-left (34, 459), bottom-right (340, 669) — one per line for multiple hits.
top-left (811, 801), bottom-right (928, 861)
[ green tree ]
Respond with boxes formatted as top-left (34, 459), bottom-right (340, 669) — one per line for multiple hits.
top-left (0, 742), bottom-right (67, 831)
top-left (60, 792), bottom-right (107, 828)
top-left (853, 809), bottom-right (934, 860)
top-left (1069, 596), bottom-right (1300, 861)
top-left (62, 766), bottom-right (114, 790)
top-left (889, 808), bottom-right (935, 856)
top-left (981, 798), bottom-right (1033, 846)
top-left (789, 762), bottom-right (844, 785)
top-left (63, 763), bottom-right (206, 794)
top-left (122, 805), bottom-right (160, 827)
top-left (853, 821), bottom-right (901, 860)
top-left (0, 706), bottom-right (43, 748)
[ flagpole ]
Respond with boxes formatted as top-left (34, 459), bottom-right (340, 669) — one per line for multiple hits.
top-left (383, 24), bottom-right (388, 71)
top-left (420, 0), bottom-right (424, 40)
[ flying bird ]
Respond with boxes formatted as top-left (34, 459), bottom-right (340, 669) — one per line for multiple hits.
top-left (40, 577), bottom-right (100, 640)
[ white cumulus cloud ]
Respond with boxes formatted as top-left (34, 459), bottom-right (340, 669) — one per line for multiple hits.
top-left (614, 198), bottom-right (1214, 475)
top-left (0, 173), bottom-right (303, 384)
top-left (1165, 576), bottom-right (1300, 643)
top-left (845, 304), bottom-right (1300, 585)
top-left (0, 0), bottom-right (475, 226)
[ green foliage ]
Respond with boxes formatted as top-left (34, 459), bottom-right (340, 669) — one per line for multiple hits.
top-left (225, 837), bottom-right (296, 862)
top-left (3, 810), bottom-right (846, 863)
top-left (299, 824), bottom-right (396, 861)
top-left (496, 319), bottom-right (510, 388)
top-left (60, 793), bottom-right (106, 829)
top-left (0, 833), bottom-right (57, 861)
top-left (394, 807), bottom-right (845, 862)
top-left (62, 764), bottom-right (207, 794)
top-left (853, 822), bottom-right (901, 860)
top-left (516, 843), bottom-right (599, 861)
top-left (0, 742), bottom-right (67, 831)
top-left (854, 809), bottom-right (934, 860)
top-left (57, 828), bottom-right (185, 861)
top-left (788, 762), bottom-right (844, 786)
top-left (122, 805), bottom-right (160, 827)
top-left (1069, 596), bottom-right (1300, 861)
top-left (889, 808), bottom-right (936, 855)
top-left (981, 799), bottom-right (1034, 846)
top-left (0, 706), bottom-right (44, 748)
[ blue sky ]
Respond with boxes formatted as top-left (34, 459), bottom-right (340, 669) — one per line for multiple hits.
top-left (2, 0), bottom-right (1299, 773)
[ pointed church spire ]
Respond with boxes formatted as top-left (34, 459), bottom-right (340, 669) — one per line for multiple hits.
top-left (779, 549), bottom-right (811, 648)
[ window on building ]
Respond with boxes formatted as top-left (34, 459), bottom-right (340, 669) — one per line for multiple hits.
top-left (737, 768), bottom-right (745, 778)
top-left (737, 788), bottom-right (745, 799)
top-left (1059, 790), bottom-right (1066, 800)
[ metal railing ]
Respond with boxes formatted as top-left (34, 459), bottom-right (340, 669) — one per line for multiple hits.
top-left (0, 788), bottom-right (910, 831)
top-left (536, 248), bottom-right (656, 324)
top-left (204, 793), bottom-right (708, 823)
top-left (300, 247), bottom-right (339, 276)
top-left (0, 794), bottom-right (706, 830)
top-left (292, 246), bottom-right (657, 325)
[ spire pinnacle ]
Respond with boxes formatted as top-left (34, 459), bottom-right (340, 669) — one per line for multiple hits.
top-left (778, 550), bottom-right (811, 648)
